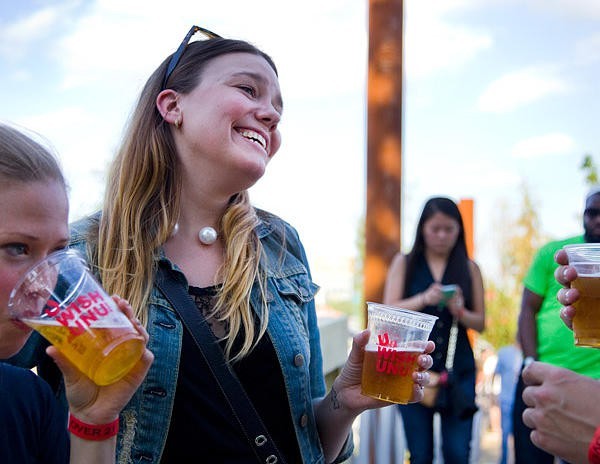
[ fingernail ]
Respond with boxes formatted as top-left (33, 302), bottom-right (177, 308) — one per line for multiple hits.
top-left (565, 289), bottom-right (575, 301)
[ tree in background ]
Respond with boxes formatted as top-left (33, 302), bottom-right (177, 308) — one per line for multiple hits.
top-left (325, 215), bottom-right (365, 327)
top-left (502, 184), bottom-right (545, 291)
top-left (352, 216), bottom-right (365, 326)
top-left (581, 153), bottom-right (598, 186)
top-left (483, 183), bottom-right (544, 349)
top-left (482, 152), bottom-right (597, 349)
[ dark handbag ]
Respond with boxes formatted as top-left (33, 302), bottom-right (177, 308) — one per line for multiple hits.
top-left (432, 318), bottom-right (478, 420)
top-left (435, 370), bottom-right (478, 420)
top-left (156, 264), bottom-right (286, 464)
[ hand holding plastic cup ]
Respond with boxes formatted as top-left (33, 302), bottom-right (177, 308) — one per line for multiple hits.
top-left (8, 249), bottom-right (145, 385)
top-left (563, 243), bottom-right (600, 347)
top-left (361, 302), bottom-right (437, 404)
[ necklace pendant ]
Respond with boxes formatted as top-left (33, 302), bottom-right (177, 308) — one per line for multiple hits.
top-left (198, 226), bottom-right (218, 245)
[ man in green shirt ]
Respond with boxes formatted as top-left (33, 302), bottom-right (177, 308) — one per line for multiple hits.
top-left (513, 186), bottom-right (600, 463)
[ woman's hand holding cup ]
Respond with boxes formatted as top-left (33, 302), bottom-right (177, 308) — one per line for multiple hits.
top-left (47, 295), bottom-right (153, 425)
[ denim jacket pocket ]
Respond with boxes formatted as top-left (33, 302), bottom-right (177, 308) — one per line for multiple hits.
top-left (272, 270), bottom-right (319, 304)
top-left (268, 271), bottom-right (319, 351)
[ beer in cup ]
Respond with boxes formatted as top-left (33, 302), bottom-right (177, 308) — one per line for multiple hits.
top-left (564, 243), bottom-right (600, 347)
top-left (361, 302), bottom-right (437, 404)
top-left (8, 249), bottom-right (145, 385)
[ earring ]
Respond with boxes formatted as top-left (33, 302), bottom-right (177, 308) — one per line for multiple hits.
top-left (174, 118), bottom-right (182, 129)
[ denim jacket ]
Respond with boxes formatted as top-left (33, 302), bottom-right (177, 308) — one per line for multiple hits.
top-left (67, 210), bottom-right (353, 464)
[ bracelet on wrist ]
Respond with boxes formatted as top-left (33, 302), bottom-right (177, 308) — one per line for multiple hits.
top-left (68, 413), bottom-right (119, 441)
top-left (588, 424), bottom-right (600, 464)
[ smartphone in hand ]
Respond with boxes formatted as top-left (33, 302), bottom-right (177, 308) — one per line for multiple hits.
top-left (440, 284), bottom-right (458, 304)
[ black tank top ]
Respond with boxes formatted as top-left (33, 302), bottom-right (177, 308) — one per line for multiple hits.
top-left (405, 255), bottom-right (476, 376)
top-left (161, 286), bottom-right (302, 463)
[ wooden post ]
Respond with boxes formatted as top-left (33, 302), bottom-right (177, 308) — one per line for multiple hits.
top-left (365, 0), bottom-right (404, 320)
top-left (458, 198), bottom-right (478, 349)
top-left (458, 198), bottom-right (475, 258)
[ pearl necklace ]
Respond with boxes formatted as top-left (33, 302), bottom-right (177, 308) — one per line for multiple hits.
top-left (171, 223), bottom-right (218, 245)
top-left (198, 226), bottom-right (218, 245)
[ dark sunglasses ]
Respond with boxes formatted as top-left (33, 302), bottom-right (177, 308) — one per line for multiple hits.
top-left (161, 25), bottom-right (222, 90)
top-left (585, 208), bottom-right (600, 218)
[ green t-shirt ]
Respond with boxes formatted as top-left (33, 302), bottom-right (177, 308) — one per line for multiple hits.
top-left (524, 235), bottom-right (600, 377)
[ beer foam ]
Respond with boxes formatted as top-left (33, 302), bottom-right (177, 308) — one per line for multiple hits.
top-left (22, 318), bottom-right (129, 329)
top-left (573, 269), bottom-right (600, 277)
top-left (365, 342), bottom-right (425, 352)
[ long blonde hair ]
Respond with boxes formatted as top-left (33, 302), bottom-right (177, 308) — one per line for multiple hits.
top-left (91, 39), bottom-right (278, 361)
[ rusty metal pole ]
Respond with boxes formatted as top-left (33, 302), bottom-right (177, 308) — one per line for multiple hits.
top-left (363, 6), bottom-right (404, 461)
top-left (458, 198), bottom-right (475, 259)
top-left (365, 0), bottom-right (403, 315)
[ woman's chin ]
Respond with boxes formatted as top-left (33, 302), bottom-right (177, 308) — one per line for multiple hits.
top-left (236, 161), bottom-right (268, 189)
top-left (0, 334), bottom-right (30, 359)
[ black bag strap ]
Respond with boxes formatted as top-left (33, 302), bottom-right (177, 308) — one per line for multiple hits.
top-left (156, 265), bottom-right (286, 464)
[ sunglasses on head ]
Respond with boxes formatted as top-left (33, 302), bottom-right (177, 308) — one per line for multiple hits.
top-left (161, 25), bottom-right (222, 90)
top-left (585, 208), bottom-right (600, 218)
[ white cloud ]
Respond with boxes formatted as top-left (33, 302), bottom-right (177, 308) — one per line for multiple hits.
top-left (1, 8), bottom-right (58, 41)
top-left (575, 32), bottom-right (600, 65)
top-left (14, 105), bottom-right (117, 219)
top-left (0, 8), bottom-right (57, 59)
top-left (7, 69), bottom-right (32, 83)
top-left (54, 0), bottom-right (367, 97)
top-left (407, 151), bottom-right (521, 195)
top-left (404, 1), bottom-right (492, 79)
top-left (477, 66), bottom-right (568, 112)
top-left (0, 1), bottom-right (81, 59)
top-left (56, 9), bottom-right (172, 89)
top-left (530, 0), bottom-right (600, 20)
top-left (511, 132), bottom-right (575, 158)
top-left (17, 106), bottom-right (93, 140)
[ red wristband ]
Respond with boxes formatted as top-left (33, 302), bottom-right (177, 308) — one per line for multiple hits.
top-left (68, 413), bottom-right (119, 441)
top-left (588, 424), bottom-right (600, 464)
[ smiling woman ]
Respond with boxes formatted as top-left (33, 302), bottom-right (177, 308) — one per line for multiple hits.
top-left (160, 51), bottom-right (282, 189)
top-left (12, 28), bottom-right (435, 464)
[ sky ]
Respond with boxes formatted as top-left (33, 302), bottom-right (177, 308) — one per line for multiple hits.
top-left (1, 0), bottom-right (599, 299)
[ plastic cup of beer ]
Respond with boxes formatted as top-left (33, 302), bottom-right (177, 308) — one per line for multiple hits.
top-left (8, 249), bottom-right (145, 385)
top-left (361, 302), bottom-right (437, 404)
top-left (564, 243), bottom-right (600, 347)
